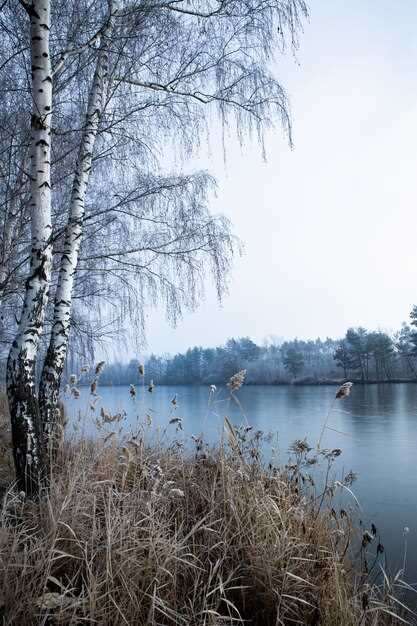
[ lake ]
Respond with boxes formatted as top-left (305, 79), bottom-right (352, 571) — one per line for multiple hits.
top-left (68, 382), bottom-right (417, 584)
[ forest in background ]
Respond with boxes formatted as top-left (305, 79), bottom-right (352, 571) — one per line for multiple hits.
top-left (89, 308), bottom-right (417, 386)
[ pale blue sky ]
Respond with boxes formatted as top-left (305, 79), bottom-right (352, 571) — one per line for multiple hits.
top-left (139, 0), bottom-right (417, 355)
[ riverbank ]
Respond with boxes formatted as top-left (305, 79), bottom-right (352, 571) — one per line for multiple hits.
top-left (0, 401), bottom-right (411, 624)
top-left (76, 377), bottom-right (417, 389)
top-left (285, 377), bottom-right (417, 386)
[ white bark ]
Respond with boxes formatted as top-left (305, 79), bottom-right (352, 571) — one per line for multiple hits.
top-left (40, 2), bottom-right (117, 438)
top-left (7, 0), bottom-right (53, 494)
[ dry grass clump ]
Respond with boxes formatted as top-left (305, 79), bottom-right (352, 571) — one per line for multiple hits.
top-left (0, 383), bottom-right (412, 626)
top-left (0, 423), bottom-right (409, 626)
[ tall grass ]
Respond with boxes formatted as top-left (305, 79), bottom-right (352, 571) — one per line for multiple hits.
top-left (0, 389), bottom-right (412, 625)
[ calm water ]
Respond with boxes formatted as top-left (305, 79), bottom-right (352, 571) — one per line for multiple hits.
top-left (68, 382), bottom-right (417, 584)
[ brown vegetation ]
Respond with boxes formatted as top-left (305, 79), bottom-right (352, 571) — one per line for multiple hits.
top-left (0, 394), bottom-right (411, 625)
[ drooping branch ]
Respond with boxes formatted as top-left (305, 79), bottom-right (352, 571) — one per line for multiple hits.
top-left (52, 1), bottom-right (114, 76)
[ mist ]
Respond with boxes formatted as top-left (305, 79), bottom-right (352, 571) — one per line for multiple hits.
top-left (140, 0), bottom-right (417, 356)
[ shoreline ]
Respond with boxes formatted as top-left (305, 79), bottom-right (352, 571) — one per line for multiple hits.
top-left (77, 378), bottom-right (417, 388)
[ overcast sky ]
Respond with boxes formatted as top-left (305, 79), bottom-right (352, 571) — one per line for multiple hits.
top-left (140, 0), bottom-right (417, 356)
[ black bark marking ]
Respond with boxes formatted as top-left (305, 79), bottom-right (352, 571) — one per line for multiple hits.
top-left (32, 115), bottom-right (47, 131)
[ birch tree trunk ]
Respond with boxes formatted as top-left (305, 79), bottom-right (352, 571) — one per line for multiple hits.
top-left (6, 0), bottom-right (53, 496)
top-left (39, 5), bottom-right (115, 450)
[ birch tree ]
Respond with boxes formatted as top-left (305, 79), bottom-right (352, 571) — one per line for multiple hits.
top-left (1, 0), bottom-right (308, 491)
top-left (34, 0), bottom-right (307, 451)
top-left (6, 0), bottom-right (53, 495)
top-left (39, 0), bottom-right (117, 452)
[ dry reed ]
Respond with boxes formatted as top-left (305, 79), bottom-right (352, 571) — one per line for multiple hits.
top-left (0, 391), bottom-right (412, 625)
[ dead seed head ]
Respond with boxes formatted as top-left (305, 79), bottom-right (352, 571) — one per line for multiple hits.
top-left (362, 530), bottom-right (374, 547)
top-left (321, 448), bottom-right (343, 460)
top-left (100, 407), bottom-right (110, 420)
top-left (290, 439), bottom-right (311, 455)
top-left (227, 369), bottom-right (247, 391)
top-left (103, 432), bottom-right (116, 444)
top-left (169, 417), bottom-right (183, 431)
top-left (95, 361), bottom-right (105, 375)
top-left (100, 407), bottom-right (124, 423)
top-left (335, 382), bottom-right (353, 399)
top-left (343, 470), bottom-right (357, 486)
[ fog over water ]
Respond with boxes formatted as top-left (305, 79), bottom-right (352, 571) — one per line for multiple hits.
top-left (121, 0), bottom-right (417, 358)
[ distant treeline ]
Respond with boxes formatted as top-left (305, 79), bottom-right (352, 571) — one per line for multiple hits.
top-left (94, 311), bottom-right (417, 386)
